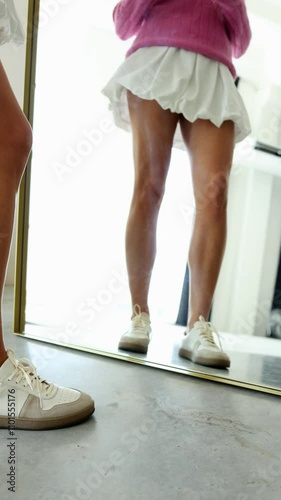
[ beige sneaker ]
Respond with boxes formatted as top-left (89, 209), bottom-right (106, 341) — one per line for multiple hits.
top-left (0, 349), bottom-right (95, 430)
top-left (118, 304), bottom-right (152, 354)
top-left (179, 315), bottom-right (230, 369)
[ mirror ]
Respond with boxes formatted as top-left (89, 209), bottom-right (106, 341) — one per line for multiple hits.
top-left (15, 0), bottom-right (281, 396)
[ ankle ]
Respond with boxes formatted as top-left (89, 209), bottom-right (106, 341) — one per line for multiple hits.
top-left (131, 304), bottom-right (149, 319)
top-left (186, 319), bottom-right (196, 332)
top-left (187, 312), bottom-right (209, 331)
top-left (0, 351), bottom-right (8, 367)
top-left (186, 318), bottom-right (199, 333)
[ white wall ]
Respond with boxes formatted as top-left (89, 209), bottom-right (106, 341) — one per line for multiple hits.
top-left (212, 153), bottom-right (281, 336)
top-left (1, 0), bottom-right (29, 285)
top-left (211, 0), bottom-right (281, 335)
top-left (247, 0), bottom-right (281, 24)
top-left (237, 1), bottom-right (281, 137)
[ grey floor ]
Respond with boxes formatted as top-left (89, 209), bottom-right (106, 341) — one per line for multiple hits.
top-left (1, 288), bottom-right (281, 500)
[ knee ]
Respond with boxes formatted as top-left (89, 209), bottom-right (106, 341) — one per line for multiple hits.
top-left (3, 119), bottom-right (33, 177)
top-left (13, 120), bottom-right (33, 164)
top-left (134, 178), bottom-right (165, 207)
top-left (196, 172), bottom-right (229, 211)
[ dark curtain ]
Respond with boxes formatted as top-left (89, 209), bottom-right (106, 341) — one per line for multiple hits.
top-left (271, 246), bottom-right (281, 311)
top-left (266, 245), bottom-right (281, 338)
top-left (176, 264), bottom-right (190, 325)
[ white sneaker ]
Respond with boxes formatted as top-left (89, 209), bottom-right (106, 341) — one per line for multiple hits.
top-left (179, 315), bottom-right (231, 368)
top-left (118, 304), bottom-right (152, 354)
top-left (0, 349), bottom-right (95, 430)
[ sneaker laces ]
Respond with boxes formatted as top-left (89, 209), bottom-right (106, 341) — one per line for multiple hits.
top-left (131, 304), bottom-right (150, 335)
top-left (196, 316), bottom-right (223, 351)
top-left (6, 350), bottom-right (55, 409)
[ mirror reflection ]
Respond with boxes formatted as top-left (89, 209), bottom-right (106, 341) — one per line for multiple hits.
top-left (20, 0), bottom-right (281, 394)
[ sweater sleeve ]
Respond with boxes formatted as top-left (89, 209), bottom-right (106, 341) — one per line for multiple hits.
top-left (212, 0), bottom-right (251, 58)
top-left (112, 0), bottom-right (157, 40)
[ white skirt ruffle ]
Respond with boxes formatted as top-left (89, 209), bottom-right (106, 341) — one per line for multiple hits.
top-left (101, 46), bottom-right (251, 151)
top-left (0, 0), bottom-right (25, 46)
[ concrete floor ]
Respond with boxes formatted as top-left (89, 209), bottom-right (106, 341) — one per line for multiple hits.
top-left (1, 288), bottom-right (281, 500)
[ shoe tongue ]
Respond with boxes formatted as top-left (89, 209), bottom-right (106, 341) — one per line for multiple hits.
top-left (194, 316), bottom-right (210, 328)
top-left (0, 357), bottom-right (16, 379)
top-left (194, 320), bottom-right (205, 329)
top-left (0, 356), bottom-right (36, 380)
top-left (141, 312), bottom-right (150, 321)
top-left (134, 312), bottom-right (150, 323)
top-left (0, 355), bottom-right (54, 395)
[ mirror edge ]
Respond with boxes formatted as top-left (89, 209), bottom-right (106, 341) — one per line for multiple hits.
top-left (14, 0), bottom-right (40, 334)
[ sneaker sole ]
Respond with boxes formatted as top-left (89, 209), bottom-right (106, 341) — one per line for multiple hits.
top-left (0, 400), bottom-right (95, 431)
top-left (179, 348), bottom-right (230, 369)
top-left (118, 341), bottom-right (149, 354)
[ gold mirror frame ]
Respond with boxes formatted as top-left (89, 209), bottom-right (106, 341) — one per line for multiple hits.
top-left (13, 0), bottom-right (281, 397)
top-left (14, 0), bottom-right (40, 334)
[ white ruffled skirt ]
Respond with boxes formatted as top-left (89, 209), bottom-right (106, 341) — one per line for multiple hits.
top-left (101, 46), bottom-right (251, 151)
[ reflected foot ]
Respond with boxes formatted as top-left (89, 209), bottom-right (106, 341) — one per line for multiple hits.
top-left (179, 316), bottom-right (231, 369)
top-left (118, 304), bottom-right (152, 354)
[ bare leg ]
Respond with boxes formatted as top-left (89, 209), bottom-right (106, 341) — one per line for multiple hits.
top-left (179, 117), bottom-right (235, 332)
top-left (0, 62), bottom-right (32, 365)
top-left (126, 90), bottom-right (179, 317)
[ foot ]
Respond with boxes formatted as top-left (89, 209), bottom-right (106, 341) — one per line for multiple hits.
top-left (118, 304), bottom-right (152, 354)
top-left (0, 349), bottom-right (95, 430)
top-left (179, 315), bottom-right (230, 369)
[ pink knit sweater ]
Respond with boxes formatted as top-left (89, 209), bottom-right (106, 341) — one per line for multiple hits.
top-left (113, 0), bottom-right (251, 78)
